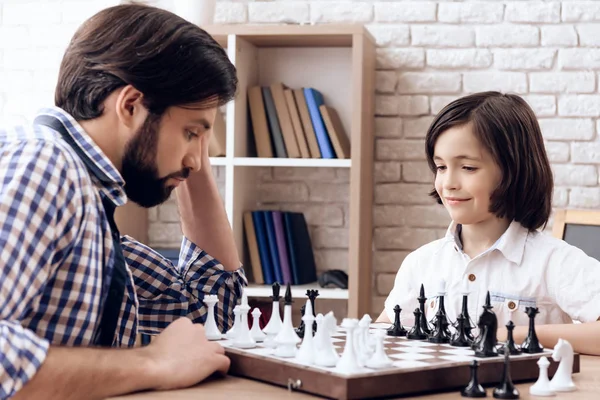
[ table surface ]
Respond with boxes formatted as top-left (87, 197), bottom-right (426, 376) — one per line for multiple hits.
top-left (108, 355), bottom-right (599, 400)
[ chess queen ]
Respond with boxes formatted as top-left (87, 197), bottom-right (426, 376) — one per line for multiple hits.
top-left (378, 92), bottom-right (600, 356)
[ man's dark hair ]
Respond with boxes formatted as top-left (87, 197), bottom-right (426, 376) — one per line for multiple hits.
top-left (425, 91), bottom-right (553, 231)
top-left (55, 3), bottom-right (237, 119)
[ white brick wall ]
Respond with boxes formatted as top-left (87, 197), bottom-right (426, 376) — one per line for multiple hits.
top-left (3, 0), bottom-right (600, 315)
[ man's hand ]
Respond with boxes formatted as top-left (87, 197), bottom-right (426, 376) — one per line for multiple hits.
top-left (145, 317), bottom-right (230, 390)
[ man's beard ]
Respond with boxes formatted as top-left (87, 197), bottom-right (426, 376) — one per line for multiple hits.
top-left (121, 113), bottom-right (190, 208)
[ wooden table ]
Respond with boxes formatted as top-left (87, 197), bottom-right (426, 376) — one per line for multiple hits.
top-left (109, 356), bottom-right (599, 400)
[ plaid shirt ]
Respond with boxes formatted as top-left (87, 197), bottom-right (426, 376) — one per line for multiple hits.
top-left (0, 107), bottom-right (246, 398)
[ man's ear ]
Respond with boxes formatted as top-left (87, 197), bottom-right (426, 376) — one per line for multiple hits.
top-left (115, 85), bottom-right (146, 129)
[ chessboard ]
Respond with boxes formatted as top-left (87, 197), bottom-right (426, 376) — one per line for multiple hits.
top-left (219, 323), bottom-right (580, 400)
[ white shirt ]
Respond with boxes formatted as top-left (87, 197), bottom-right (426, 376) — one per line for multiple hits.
top-left (384, 220), bottom-right (600, 329)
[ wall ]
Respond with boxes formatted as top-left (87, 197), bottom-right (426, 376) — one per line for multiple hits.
top-left (1, 0), bottom-right (599, 315)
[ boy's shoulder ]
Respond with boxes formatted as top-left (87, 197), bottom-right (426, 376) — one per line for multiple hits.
top-left (404, 236), bottom-right (452, 265)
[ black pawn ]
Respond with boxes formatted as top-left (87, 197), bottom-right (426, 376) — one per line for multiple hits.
top-left (306, 289), bottom-right (319, 334)
top-left (428, 308), bottom-right (451, 344)
top-left (417, 283), bottom-right (432, 335)
top-left (295, 304), bottom-right (306, 338)
top-left (407, 308), bottom-right (428, 340)
top-left (492, 351), bottom-right (519, 399)
top-left (498, 321), bottom-right (521, 356)
top-left (461, 292), bottom-right (476, 342)
top-left (450, 314), bottom-right (471, 347)
top-left (461, 360), bottom-right (487, 398)
top-left (387, 305), bottom-right (407, 337)
top-left (521, 307), bottom-right (543, 354)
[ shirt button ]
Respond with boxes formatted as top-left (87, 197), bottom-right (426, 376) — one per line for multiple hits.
top-left (507, 301), bottom-right (517, 310)
top-left (468, 274), bottom-right (476, 282)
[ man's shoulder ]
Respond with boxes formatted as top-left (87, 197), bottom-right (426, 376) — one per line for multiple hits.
top-left (0, 123), bottom-right (86, 171)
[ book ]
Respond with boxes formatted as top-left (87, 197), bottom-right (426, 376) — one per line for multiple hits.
top-left (303, 88), bottom-right (335, 159)
top-left (284, 88), bottom-right (310, 158)
top-left (247, 86), bottom-right (274, 158)
top-left (262, 87), bottom-right (287, 158)
top-left (270, 82), bottom-right (300, 158)
top-left (243, 211), bottom-right (264, 284)
top-left (293, 88), bottom-right (321, 158)
top-left (319, 105), bottom-right (351, 159)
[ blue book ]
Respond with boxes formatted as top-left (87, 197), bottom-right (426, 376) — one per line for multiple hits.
top-left (283, 211), bottom-right (318, 285)
top-left (263, 211), bottom-right (283, 285)
top-left (303, 88), bottom-right (335, 159)
top-left (252, 211), bottom-right (275, 284)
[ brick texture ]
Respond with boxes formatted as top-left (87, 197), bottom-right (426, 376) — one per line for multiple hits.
top-left (3, 0), bottom-right (600, 318)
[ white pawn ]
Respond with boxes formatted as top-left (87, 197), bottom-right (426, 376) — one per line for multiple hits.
top-left (250, 308), bottom-right (266, 342)
top-left (233, 293), bottom-right (256, 349)
top-left (336, 318), bottom-right (361, 374)
top-left (550, 338), bottom-right (577, 392)
top-left (262, 287), bottom-right (283, 348)
top-left (365, 329), bottom-right (393, 369)
top-left (203, 294), bottom-right (222, 341)
top-left (226, 305), bottom-right (241, 340)
top-left (529, 357), bottom-right (555, 397)
top-left (314, 313), bottom-right (339, 367)
top-left (296, 299), bottom-right (316, 364)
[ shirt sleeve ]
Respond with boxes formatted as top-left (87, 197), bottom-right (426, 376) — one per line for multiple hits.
top-left (121, 235), bottom-right (247, 335)
top-left (0, 139), bottom-right (81, 397)
top-left (384, 251), bottom-right (420, 327)
top-left (548, 241), bottom-right (600, 323)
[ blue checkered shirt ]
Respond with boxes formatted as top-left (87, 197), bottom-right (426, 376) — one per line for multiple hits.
top-left (0, 107), bottom-right (246, 398)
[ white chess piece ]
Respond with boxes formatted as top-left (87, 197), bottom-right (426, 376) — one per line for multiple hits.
top-left (274, 294), bottom-right (300, 358)
top-left (314, 312), bottom-right (339, 367)
top-left (262, 295), bottom-right (283, 348)
top-left (529, 356), bottom-right (555, 397)
top-left (365, 329), bottom-right (393, 369)
top-left (233, 293), bottom-right (256, 349)
top-left (250, 308), bottom-right (266, 342)
top-left (336, 318), bottom-right (361, 373)
top-left (549, 338), bottom-right (577, 392)
top-left (296, 299), bottom-right (316, 364)
top-left (203, 294), bottom-right (222, 341)
top-left (226, 305), bottom-right (241, 340)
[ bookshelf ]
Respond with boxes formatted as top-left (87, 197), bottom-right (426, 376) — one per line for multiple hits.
top-left (205, 24), bottom-right (375, 318)
top-left (115, 24), bottom-right (375, 319)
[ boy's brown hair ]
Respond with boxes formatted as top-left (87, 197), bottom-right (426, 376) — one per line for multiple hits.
top-left (425, 91), bottom-right (553, 231)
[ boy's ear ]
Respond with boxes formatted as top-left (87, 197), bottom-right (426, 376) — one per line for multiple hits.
top-left (115, 85), bottom-right (146, 128)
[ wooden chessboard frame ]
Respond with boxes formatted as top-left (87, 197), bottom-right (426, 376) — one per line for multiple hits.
top-left (224, 340), bottom-right (580, 400)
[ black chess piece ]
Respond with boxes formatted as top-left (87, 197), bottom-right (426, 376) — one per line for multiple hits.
top-left (473, 291), bottom-right (499, 358)
top-left (284, 282), bottom-right (293, 305)
top-left (498, 321), bottom-right (522, 356)
top-left (461, 360), bottom-right (487, 398)
top-left (460, 291), bottom-right (476, 342)
top-left (417, 283), bottom-right (432, 335)
top-left (306, 289), bottom-right (319, 334)
top-left (521, 307), bottom-right (543, 354)
top-left (428, 307), bottom-right (451, 344)
top-left (271, 282), bottom-right (282, 302)
top-left (450, 313), bottom-right (471, 347)
top-left (295, 304), bottom-right (306, 338)
top-left (407, 308), bottom-right (428, 340)
top-left (492, 351), bottom-right (520, 399)
top-left (387, 305), bottom-right (407, 337)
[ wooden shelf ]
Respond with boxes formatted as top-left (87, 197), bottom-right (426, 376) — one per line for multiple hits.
top-left (209, 157), bottom-right (351, 168)
top-left (245, 283), bottom-right (348, 300)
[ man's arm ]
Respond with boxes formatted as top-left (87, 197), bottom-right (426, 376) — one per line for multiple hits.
top-left (14, 318), bottom-right (230, 400)
top-left (175, 133), bottom-right (241, 271)
top-left (498, 320), bottom-right (600, 356)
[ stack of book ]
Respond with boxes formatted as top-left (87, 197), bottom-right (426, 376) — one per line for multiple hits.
top-left (248, 82), bottom-right (351, 159)
top-left (244, 210), bottom-right (318, 285)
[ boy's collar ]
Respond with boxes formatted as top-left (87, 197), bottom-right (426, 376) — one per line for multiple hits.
top-left (444, 220), bottom-right (528, 265)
